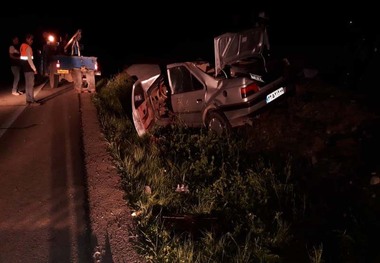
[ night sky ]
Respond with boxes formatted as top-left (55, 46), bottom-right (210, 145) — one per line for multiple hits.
top-left (0, 3), bottom-right (378, 82)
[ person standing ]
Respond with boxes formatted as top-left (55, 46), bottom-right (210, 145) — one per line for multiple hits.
top-left (9, 36), bottom-right (22, 95)
top-left (20, 33), bottom-right (39, 105)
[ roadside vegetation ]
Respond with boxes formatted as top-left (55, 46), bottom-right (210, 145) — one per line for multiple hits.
top-left (93, 71), bottom-right (380, 263)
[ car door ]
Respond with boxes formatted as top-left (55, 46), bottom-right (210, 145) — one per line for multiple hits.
top-left (128, 64), bottom-right (161, 137)
top-left (167, 65), bottom-right (205, 127)
top-left (132, 80), bottom-right (156, 137)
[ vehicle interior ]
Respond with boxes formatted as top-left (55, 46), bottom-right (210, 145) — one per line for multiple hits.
top-left (148, 76), bottom-right (171, 119)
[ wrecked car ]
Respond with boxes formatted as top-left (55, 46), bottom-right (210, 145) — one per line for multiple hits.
top-left (126, 26), bottom-right (294, 137)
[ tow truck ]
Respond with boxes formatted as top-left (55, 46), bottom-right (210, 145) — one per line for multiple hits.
top-left (40, 29), bottom-right (100, 91)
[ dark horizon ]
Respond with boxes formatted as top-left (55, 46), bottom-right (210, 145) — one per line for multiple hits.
top-left (1, 5), bottom-right (378, 81)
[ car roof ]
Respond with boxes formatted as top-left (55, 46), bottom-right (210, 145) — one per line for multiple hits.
top-left (125, 64), bottom-right (161, 81)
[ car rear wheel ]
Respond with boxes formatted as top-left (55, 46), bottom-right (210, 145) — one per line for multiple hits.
top-left (206, 111), bottom-right (231, 136)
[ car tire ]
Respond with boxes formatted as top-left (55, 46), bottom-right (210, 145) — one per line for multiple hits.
top-left (286, 82), bottom-right (296, 97)
top-left (206, 111), bottom-right (231, 136)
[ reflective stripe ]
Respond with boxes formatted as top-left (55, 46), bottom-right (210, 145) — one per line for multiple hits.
top-left (20, 56), bottom-right (34, 60)
top-left (20, 43), bottom-right (33, 60)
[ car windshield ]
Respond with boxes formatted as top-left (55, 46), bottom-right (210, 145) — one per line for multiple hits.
top-left (134, 84), bottom-right (145, 109)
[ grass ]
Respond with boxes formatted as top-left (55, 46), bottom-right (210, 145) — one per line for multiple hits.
top-left (93, 72), bottom-right (380, 263)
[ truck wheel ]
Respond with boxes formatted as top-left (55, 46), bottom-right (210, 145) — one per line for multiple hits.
top-left (71, 69), bottom-right (82, 92)
top-left (49, 73), bottom-right (59, 88)
top-left (206, 111), bottom-right (231, 136)
top-left (85, 70), bottom-right (96, 92)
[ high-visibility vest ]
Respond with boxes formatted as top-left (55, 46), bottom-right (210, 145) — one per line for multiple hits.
top-left (20, 43), bottom-right (33, 60)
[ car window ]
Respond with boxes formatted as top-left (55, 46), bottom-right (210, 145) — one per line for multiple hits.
top-left (169, 66), bottom-right (203, 94)
top-left (134, 84), bottom-right (145, 109)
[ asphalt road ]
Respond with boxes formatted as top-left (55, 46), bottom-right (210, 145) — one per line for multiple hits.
top-left (0, 80), bottom-right (92, 262)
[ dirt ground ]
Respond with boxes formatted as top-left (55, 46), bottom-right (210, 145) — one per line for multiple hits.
top-left (81, 69), bottom-right (380, 262)
top-left (269, 75), bottom-right (379, 174)
top-left (248, 74), bottom-right (380, 261)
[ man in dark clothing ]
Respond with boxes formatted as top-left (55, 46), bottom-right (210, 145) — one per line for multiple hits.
top-left (9, 36), bottom-right (22, 95)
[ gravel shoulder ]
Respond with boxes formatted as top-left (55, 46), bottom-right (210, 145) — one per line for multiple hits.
top-left (80, 94), bottom-right (144, 263)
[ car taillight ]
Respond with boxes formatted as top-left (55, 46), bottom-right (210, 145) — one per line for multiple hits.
top-left (56, 60), bottom-right (60, 68)
top-left (241, 83), bottom-right (260, 98)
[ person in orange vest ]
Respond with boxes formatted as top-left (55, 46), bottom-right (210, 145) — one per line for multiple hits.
top-left (20, 33), bottom-right (40, 105)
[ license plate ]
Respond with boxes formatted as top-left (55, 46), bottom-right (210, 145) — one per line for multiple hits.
top-left (266, 87), bottom-right (285, 103)
top-left (57, 69), bottom-right (69, 74)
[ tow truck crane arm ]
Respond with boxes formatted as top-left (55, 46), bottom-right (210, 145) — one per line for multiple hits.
top-left (64, 29), bottom-right (82, 56)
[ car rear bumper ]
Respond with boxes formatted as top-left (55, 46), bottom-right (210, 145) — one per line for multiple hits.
top-left (220, 83), bottom-right (289, 126)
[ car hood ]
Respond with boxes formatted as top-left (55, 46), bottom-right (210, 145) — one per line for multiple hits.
top-left (125, 64), bottom-right (161, 92)
top-left (214, 26), bottom-right (269, 76)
